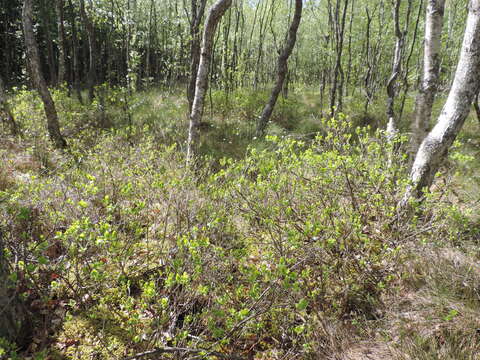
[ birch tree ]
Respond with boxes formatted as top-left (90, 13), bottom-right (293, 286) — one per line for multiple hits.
top-left (22, 0), bottom-right (67, 149)
top-left (79, 0), bottom-right (96, 102)
top-left (386, 0), bottom-right (407, 137)
top-left (404, 0), bottom-right (480, 201)
top-left (68, 0), bottom-right (83, 103)
top-left (328, 0), bottom-right (349, 117)
top-left (186, 0), bottom-right (208, 113)
top-left (56, 0), bottom-right (67, 85)
top-left (187, 0), bottom-right (232, 163)
top-left (256, 0), bottom-right (303, 136)
top-left (410, 0), bottom-right (446, 155)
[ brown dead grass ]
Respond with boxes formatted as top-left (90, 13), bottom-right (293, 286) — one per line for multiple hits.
top-left (337, 240), bottom-right (480, 360)
top-left (343, 342), bottom-right (394, 360)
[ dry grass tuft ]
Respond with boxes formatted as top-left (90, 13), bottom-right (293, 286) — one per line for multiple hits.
top-left (380, 244), bottom-right (480, 360)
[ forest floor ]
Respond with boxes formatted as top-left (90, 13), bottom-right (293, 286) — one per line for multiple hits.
top-left (1, 87), bottom-right (480, 359)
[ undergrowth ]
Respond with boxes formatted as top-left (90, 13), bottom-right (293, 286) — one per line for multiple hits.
top-left (0, 86), bottom-right (479, 359)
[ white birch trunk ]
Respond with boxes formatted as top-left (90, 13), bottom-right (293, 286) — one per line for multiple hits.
top-left (410, 0), bottom-right (446, 155)
top-left (404, 0), bottom-right (480, 201)
top-left (187, 0), bottom-right (232, 163)
top-left (386, 0), bottom-right (404, 138)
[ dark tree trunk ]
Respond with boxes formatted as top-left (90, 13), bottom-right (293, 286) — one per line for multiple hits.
top-left (256, 0), bottom-right (303, 136)
top-left (56, 0), bottom-right (67, 85)
top-left (39, 0), bottom-right (58, 86)
top-left (68, 0), bottom-right (83, 103)
top-left (363, 5), bottom-right (374, 113)
top-left (22, 0), bottom-right (67, 149)
top-left (474, 91), bottom-right (480, 123)
top-left (345, 0), bottom-right (355, 98)
top-left (329, 0), bottom-right (349, 117)
top-left (79, 0), bottom-right (96, 102)
top-left (145, 0), bottom-right (155, 84)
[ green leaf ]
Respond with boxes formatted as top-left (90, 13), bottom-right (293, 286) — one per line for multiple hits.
top-left (296, 298), bottom-right (309, 311)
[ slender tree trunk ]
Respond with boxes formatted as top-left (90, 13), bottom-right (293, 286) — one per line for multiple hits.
top-left (345, 0), bottom-right (355, 98)
top-left (363, 5), bottom-right (374, 113)
top-left (399, 0), bottom-right (423, 124)
top-left (187, 0), bottom-right (232, 163)
top-left (473, 91), bottom-right (480, 122)
top-left (404, 0), bottom-right (480, 201)
top-left (252, 1), bottom-right (269, 90)
top-left (22, 0), bottom-right (67, 149)
top-left (329, 0), bottom-right (349, 117)
top-left (39, 0), bottom-right (58, 86)
top-left (68, 0), bottom-right (83, 103)
top-left (256, 0), bottom-right (303, 136)
top-left (79, 0), bottom-right (96, 102)
top-left (187, 0), bottom-right (208, 113)
top-left (221, 8), bottom-right (231, 93)
top-left (386, 0), bottom-right (405, 138)
top-left (230, 3), bottom-right (241, 89)
top-left (410, 0), bottom-right (446, 155)
top-left (0, 75), bottom-right (18, 136)
top-left (145, 0), bottom-right (155, 84)
top-left (56, 0), bottom-right (67, 85)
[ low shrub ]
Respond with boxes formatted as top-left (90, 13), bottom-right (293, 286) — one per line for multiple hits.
top-left (1, 117), bottom-right (436, 359)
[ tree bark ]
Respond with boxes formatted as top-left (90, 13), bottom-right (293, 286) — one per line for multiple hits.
top-left (345, 0), bottom-right (355, 98)
top-left (329, 0), bottom-right (349, 117)
top-left (252, 1), bottom-right (269, 90)
top-left (187, 0), bottom-right (208, 113)
top-left (79, 0), bottom-right (96, 102)
top-left (145, 0), bottom-right (155, 84)
top-left (473, 91), bottom-right (480, 122)
top-left (39, 0), bottom-right (58, 86)
top-left (56, 0), bottom-right (67, 85)
top-left (386, 0), bottom-right (405, 138)
top-left (186, 0), bottom-right (232, 163)
top-left (68, 0), bottom-right (83, 103)
top-left (363, 5), bottom-right (374, 113)
top-left (398, 0), bottom-right (423, 124)
top-left (0, 75), bottom-right (18, 136)
top-left (410, 0), bottom-right (445, 156)
top-left (256, 0), bottom-right (303, 136)
top-left (22, 0), bottom-right (67, 149)
top-left (404, 0), bottom-right (480, 201)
